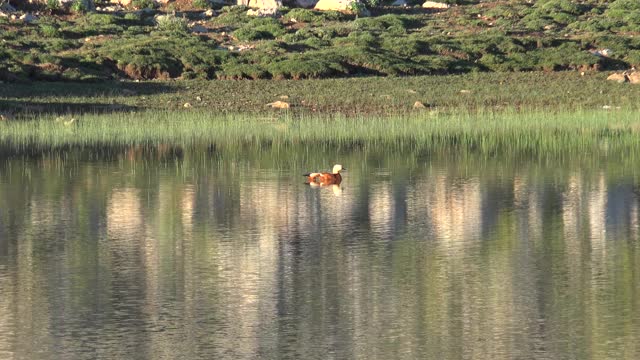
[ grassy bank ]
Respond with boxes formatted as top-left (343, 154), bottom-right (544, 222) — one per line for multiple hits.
top-left (2, 72), bottom-right (640, 116)
top-left (2, 108), bottom-right (639, 155)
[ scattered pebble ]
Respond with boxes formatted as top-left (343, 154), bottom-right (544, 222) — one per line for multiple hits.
top-left (460, 89), bottom-right (472, 94)
top-left (266, 101), bottom-right (290, 109)
top-left (413, 101), bottom-right (427, 109)
top-left (196, 96), bottom-right (202, 101)
top-left (183, 102), bottom-right (192, 108)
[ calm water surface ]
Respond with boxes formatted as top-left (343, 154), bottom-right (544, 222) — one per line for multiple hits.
top-left (0, 146), bottom-right (639, 360)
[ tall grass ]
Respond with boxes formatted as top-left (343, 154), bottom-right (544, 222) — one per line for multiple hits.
top-left (1, 109), bottom-right (640, 155)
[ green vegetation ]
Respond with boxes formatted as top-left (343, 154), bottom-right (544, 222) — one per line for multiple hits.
top-left (2, 72), bottom-right (639, 115)
top-left (2, 0), bottom-right (640, 81)
top-left (2, 109), bottom-right (640, 156)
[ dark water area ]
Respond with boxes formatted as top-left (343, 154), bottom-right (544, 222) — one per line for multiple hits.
top-left (0, 146), bottom-right (639, 359)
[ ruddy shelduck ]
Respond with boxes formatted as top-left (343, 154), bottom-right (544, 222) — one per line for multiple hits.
top-left (304, 164), bottom-right (346, 185)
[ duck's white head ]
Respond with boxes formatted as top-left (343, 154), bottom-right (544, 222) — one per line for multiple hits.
top-left (332, 164), bottom-right (345, 174)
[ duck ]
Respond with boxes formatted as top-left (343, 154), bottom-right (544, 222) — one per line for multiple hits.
top-left (304, 164), bottom-right (346, 186)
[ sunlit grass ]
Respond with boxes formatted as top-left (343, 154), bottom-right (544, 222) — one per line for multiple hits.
top-left (2, 108), bottom-right (640, 155)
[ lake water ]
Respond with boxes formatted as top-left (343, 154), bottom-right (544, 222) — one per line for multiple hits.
top-left (0, 146), bottom-right (639, 359)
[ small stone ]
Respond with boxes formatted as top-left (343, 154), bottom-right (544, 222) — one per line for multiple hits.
top-left (606, 73), bottom-right (627, 83)
top-left (460, 89), bottom-right (471, 94)
top-left (184, 102), bottom-right (192, 108)
top-left (279, 95), bottom-right (289, 99)
top-left (266, 101), bottom-right (290, 109)
top-left (196, 96), bottom-right (202, 101)
top-left (19, 13), bottom-right (37, 23)
top-left (204, 9), bottom-right (215, 17)
top-left (627, 72), bottom-right (640, 84)
top-left (413, 101), bottom-right (427, 109)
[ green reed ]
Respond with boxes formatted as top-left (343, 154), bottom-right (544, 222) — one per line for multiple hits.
top-left (2, 108), bottom-right (640, 155)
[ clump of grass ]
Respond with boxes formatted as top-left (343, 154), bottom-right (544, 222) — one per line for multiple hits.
top-left (46, 0), bottom-right (60, 11)
top-left (210, 5), bottom-right (250, 28)
top-left (234, 18), bottom-right (286, 41)
top-left (155, 14), bottom-right (189, 33)
top-left (192, 0), bottom-right (210, 9)
top-left (131, 0), bottom-right (156, 9)
top-left (39, 24), bottom-right (61, 38)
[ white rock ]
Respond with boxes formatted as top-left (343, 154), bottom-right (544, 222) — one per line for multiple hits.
top-left (247, 7), bottom-right (279, 17)
top-left (422, 1), bottom-right (450, 9)
top-left (102, 5), bottom-right (124, 11)
top-left (248, 0), bottom-right (281, 9)
top-left (315, 0), bottom-right (361, 12)
top-left (590, 48), bottom-right (613, 57)
top-left (204, 9), bottom-right (215, 17)
top-left (391, 0), bottom-right (407, 6)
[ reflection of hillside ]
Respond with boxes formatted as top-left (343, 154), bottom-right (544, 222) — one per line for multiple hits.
top-left (369, 181), bottom-right (395, 238)
top-left (0, 268), bottom-right (13, 359)
top-left (107, 188), bottom-right (143, 240)
top-left (589, 173), bottom-right (608, 253)
top-left (514, 175), bottom-right (542, 241)
top-left (426, 176), bottom-right (482, 249)
top-left (1, 154), bottom-right (640, 359)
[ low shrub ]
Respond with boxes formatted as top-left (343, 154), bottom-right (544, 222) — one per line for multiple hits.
top-left (192, 0), bottom-right (210, 9)
top-left (40, 24), bottom-right (61, 38)
top-left (155, 14), bottom-right (189, 34)
top-left (234, 18), bottom-right (286, 41)
top-left (131, 0), bottom-right (156, 9)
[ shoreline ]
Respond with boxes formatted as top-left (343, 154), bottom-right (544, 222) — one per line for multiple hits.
top-left (1, 72), bottom-right (639, 117)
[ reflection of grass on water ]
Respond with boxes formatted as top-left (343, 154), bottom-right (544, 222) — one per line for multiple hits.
top-left (2, 109), bottom-right (640, 155)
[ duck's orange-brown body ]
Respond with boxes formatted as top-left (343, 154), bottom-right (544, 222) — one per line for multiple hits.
top-left (305, 172), bottom-right (342, 186)
top-left (304, 164), bottom-right (345, 186)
